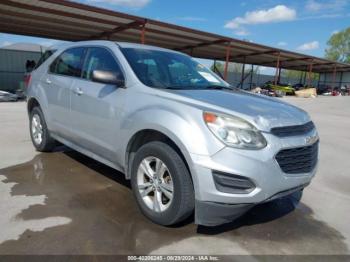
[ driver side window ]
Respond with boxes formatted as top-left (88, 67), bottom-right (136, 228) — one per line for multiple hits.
top-left (82, 47), bottom-right (123, 81)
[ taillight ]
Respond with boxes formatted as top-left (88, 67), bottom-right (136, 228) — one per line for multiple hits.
top-left (24, 74), bottom-right (32, 88)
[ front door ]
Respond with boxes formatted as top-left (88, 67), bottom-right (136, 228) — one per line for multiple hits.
top-left (70, 47), bottom-right (126, 163)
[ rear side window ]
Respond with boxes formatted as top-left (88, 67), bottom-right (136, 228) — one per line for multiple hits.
top-left (50, 47), bottom-right (85, 77)
top-left (82, 47), bottom-right (123, 81)
top-left (35, 49), bottom-right (56, 69)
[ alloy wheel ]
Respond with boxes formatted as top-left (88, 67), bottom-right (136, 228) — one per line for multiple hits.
top-left (31, 114), bottom-right (43, 145)
top-left (137, 156), bottom-right (174, 212)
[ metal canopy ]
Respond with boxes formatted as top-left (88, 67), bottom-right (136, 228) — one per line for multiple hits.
top-left (0, 0), bottom-right (349, 73)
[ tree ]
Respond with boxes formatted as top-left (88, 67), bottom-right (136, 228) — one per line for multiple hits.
top-left (210, 61), bottom-right (224, 72)
top-left (210, 61), bottom-right (256, 74)
top-left (281, 69), bottom-right (319, 84)
top-left (325, 27), bottom-right (350, 63)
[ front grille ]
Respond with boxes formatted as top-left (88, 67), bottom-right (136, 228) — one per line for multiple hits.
top-left (271, 121), bottom-right (315, 137)
top-left (275, 141), bottom-right (318, 174)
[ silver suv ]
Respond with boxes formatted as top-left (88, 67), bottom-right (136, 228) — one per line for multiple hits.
top-left (27, 41), bottom-right (319, 226)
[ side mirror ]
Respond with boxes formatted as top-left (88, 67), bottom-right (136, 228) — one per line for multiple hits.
top-left (92, 70), bottom-right (125, 87)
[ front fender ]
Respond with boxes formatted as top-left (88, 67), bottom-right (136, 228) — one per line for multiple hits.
top-left (119, 106), bottom-right (224, 199)
top-left (120, 105), bottom-right (224, 159)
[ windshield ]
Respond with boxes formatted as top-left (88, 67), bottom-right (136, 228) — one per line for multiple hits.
top-left (121, 47), bottom-right (230, 90)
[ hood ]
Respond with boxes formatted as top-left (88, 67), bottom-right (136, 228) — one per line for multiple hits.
top-left (163, 89), bottom-right (310, 132)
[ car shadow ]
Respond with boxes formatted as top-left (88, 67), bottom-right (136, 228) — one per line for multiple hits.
top-left (197, 194), bottom-right (302, 235)
top-left (63, 149), bottom-right (131, 189)
top-left (63, 148), bottom-right (301, 231)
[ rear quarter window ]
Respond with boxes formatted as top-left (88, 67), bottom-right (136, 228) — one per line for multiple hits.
top-left (35, 50), bottom-right (56, 69)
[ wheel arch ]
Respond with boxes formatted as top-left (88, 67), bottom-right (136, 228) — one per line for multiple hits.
top-left (27, 97), bottom-right (53, 132)
top-left (125, 129), bottom-right (193, 180)
top-left (27, 97), bottom-right (41, 114)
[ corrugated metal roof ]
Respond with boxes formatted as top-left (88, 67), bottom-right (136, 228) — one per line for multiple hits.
top-left (0, 0), bottom-right (349, 73)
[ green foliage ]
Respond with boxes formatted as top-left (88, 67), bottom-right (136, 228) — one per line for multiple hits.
top-left (325, 27), bottom-right (350, 63)
top-left (210, 61), bottom-right (259, 74)
top-left (210, 61), bottom-right (224, 72)
top-left (281, 69), bottom-right (319, 82)
top-left (281, 69), bottom-right (303, 79)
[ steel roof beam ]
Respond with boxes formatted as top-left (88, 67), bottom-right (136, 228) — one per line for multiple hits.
top-left (229, 50), bottom-right (278, 60)
top-left (175, 39), bottom-right (228, 51)
top-left (0, 9), bottom-right (111, 33)
top-left (41, 0), bottom-right (144, 22)
top-left (1, 0), bottom-right (127, 27)
top-left (260, 57), bottom-right (312, 66)
top-left (285, 62), bottom-right (336, 70)
top-left (90, 20), bottom-right (145, 39)
top-left (214, 50), bottom-right (280, 62)
top-left (318, 66), bottom-right (350, 73)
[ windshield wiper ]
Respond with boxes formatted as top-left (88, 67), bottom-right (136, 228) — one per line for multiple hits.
top-left (162, 86), bottom-right (202, 90)
top-left (157, 85), bottom-right (235, 90)
top-left (204, 85), bottom-right (233, 90)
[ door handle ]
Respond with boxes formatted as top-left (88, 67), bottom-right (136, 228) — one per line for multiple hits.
top-left (74, 88), bottom-right (84, 96)
top-left (45, 78), bottom-right (52, 84)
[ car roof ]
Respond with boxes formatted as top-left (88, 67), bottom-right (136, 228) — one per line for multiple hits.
top-left (48, 40), bottom-right (185, 55)
top-left (116, 42), bottom-right (182, 54)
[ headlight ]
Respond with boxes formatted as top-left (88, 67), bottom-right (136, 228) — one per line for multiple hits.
top-left (203, 112), bottom-right (267, 149)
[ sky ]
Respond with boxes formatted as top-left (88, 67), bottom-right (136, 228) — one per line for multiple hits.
top-left (0, 0), bottom-right (349, 72)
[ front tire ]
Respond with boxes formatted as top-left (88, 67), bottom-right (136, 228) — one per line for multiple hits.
top-left (131, 141), bottom-right (194, 226)
top-left (29, 106), bottom-right (56, 152)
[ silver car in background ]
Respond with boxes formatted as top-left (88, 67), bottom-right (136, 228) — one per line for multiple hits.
top-left (26, 41), bottom-right (319, 226)
top-left (0, 90), bottom-right (18, 102)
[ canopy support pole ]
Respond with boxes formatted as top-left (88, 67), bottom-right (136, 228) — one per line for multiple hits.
top-left (140, 21), bottom-right (147, 44)
top-left (332, 65), bottom-right (337, 88)
top-left (249, 64), bottom-right (254, 90)
top-left (339, 71), bottom-right (343, 88)
top-left (240, 57), bottom-right (246, 88)
top-left (277, 67), bottom-right (282, 83)
top-left (274, 52), bottom-right (281, 85)
top-left (307, 61), bottom-right (314, 87)
top-left (224, 42), bottom-right (231, 81)
top-left (299, 71), bottom-right (303, 84)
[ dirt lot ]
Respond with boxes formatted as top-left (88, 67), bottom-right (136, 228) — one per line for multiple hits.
top-left (0, 97), bottom-right (349, 255)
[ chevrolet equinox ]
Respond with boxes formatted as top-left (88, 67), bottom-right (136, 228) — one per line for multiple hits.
top-left (27, 41), bottom-right (319, 226)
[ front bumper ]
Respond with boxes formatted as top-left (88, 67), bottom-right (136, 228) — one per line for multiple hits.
top-left (189, 131), bottom-right (318, 226)
top-left (195, 184), bottom-right (307, 226)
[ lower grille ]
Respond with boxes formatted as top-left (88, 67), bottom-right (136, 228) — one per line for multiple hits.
top-left (212, 171), bottom-right (255, 194)
top-left (275, 141), bottom-right (318, 174)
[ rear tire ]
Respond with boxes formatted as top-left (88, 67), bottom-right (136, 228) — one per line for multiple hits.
top-left (29, 106), bottom-right (56, 152)
top-left (131, 141), bottom-right (194, 226)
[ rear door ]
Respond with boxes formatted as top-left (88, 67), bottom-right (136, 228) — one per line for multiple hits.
top-left (70, 46), bottom-right (126, 163)
top-left (44, 47), bottom-right (86, 138)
